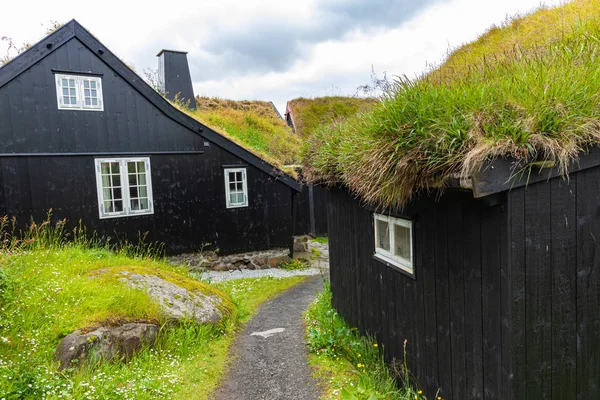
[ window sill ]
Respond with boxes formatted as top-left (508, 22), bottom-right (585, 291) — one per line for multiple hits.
top-left (99, 210), bottom-right (154, 219)
top-left (226, 204), bottom-right (248, 209)
top-left (373, 253), bottom-right (415, 279)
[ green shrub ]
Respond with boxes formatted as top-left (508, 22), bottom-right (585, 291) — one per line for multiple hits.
top-left (280, 258), bottom-right (310, 271)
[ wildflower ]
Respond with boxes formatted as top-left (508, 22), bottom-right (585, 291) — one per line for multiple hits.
top-left (373, 343), bottom-right (378, 348)
top-left (418, 390), bottom-right (422, 394)
top-left (357, 354), bottom-right (361, 358)
top-left (414, 396), bottom-right (418, 400)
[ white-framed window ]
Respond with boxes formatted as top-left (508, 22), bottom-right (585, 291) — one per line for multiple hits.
top-left (55, 74), bottom-right (104, 111)
top-left (374, 213), bottom-right (413, 275)
top-left (94, 157), bottom-right (153, 219)
top-left (224, 168), bottom-right (248, 208)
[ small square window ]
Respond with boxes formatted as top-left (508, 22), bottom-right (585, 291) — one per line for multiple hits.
top-left (374, 214), bottom-right (413, 275)
top-left (224, 168), bottom-right (248, 208)
top-left (56, 74), bottom-right (103, 111)
top-left (95, 158), bottom-right (153, 219)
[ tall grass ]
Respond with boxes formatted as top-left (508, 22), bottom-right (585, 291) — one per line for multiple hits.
top-left (305, 283), bottom-right (432, 400)
top-left (303, 0), bottom-right (600, 209)
top-left (0, 210), bottom-right (165, 260)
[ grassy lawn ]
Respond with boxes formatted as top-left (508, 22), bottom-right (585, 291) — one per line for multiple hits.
top-left (0, 223), bottom-right (307, 399)
top-left (312, 236), bottom-right (328, 244)
top-left (305, 283), bottom-right (434, 400)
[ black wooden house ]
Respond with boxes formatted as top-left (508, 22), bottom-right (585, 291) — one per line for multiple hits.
top-left (0, 20), bottom-right (301, 255)
top-left (327, 154), bottom-right (600, 399)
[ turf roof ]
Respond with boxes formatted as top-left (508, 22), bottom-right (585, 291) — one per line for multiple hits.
top-left (177, 97), bottom-right (302, 175)
top-left (286, 96), bottom-right (377, 139)
top-left (303, 0), bottom-right (600, 209)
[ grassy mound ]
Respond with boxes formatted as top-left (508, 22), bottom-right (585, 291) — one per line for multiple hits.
top-left (303, 0), bottom-right (600, 209)
top-left (287, 96), bottom-right (377, 139)
top-left (176, 97), bottom-right (301, 172)
top-left (0, 216), bottom-right (306, 399)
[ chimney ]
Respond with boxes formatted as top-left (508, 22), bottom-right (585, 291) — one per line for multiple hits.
top-left (157, 50), bottom-right (196, 110)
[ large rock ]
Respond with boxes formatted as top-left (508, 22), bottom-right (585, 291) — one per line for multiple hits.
top-left (55, 323), bottom-right (158, 371)
top-left (118, 271), bottom-right (225, 324)
top-left (167, 248), bottom-right (290, 271)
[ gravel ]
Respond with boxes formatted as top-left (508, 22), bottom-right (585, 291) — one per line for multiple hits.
top-left (195, 240), bottom-right (329, 283)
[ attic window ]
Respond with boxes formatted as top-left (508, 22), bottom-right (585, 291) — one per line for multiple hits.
top-left (374, 213), bottom-right (413, 275)
top-left (94, 158), bottom-right (153, 219)
top-left (55, 74), bottom-right (103, 111)
top-left (224, 168), bottom-right (248, 208)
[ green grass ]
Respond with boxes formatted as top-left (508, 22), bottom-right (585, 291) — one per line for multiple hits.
top-left (303, 0), bottom-right (600, 209)
top-left (279, 259), bottom-right (311, 271)
top-left (305, 283), bottom-right (433, 400)
top-left (0, 215), bottom-right (308, 399)
top-left (288, 97), bottom-right (377, 140)
top-left (312, 236), bottom-right (328, 244)
top-left (217, 276), bottom-right (308, 323)
top-left (172, 97), bottom-right (301, 173)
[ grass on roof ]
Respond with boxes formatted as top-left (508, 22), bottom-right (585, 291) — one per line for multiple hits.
top-left (288, 96), bottom-right (377, 139)
top-left (172, 97), bottom-right (301, 177)
top-left (303, 0), bottom-right (600, 209)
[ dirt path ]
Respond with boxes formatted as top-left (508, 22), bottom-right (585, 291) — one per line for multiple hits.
top-left (213, 276), bottom-right (323, 400)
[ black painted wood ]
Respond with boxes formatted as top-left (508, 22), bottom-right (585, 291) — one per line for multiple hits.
top-left (0, 28), bottom-right (299, 255)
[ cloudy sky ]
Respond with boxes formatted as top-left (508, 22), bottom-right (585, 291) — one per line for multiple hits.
top-left (2, 0), bottom-right (562, 113)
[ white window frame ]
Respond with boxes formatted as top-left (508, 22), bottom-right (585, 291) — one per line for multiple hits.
top-left (373, 213), bottom-right (414, 275)
top-left (224, 167), bottom-right (248, 208)
top-left (55, 74), bottom-right (104, 111)
top-left (94, 157), bottom-right (154, 219)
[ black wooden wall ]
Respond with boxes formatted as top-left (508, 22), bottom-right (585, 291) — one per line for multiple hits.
top-left (327, 186), bottom-right (510, 399)
top-left (296, 184), bottom-right (328, 237)
top-left (0, 37), bottom-right (294, 255)
top-left (509, 168), bottom-right (600, 400)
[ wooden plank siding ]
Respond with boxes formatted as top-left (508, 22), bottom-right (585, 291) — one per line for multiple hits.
top-left (328, 166), bottom-right (600, 399)
top-left (326, 186), bottom-right (508, 399)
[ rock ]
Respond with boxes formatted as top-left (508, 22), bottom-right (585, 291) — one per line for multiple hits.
top-left (118, 271), bottom-right (226, 324)
top-left (268, 255), bottom-right (291, 268)
top-left (167, 248), bottom-right (291, 271)
top-left (293, 236), bottom-right (310, 252)
top-left (55, 323), bottom-right (158, 371)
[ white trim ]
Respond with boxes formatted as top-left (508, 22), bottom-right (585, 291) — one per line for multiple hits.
top-left (373, 213), bottom-right (413, 275)
top-left (55, 74), bottom-right (104, 111)
top-left (224, 167), bottom-right (248, 208)
top-left (94, 157), bottom-right (154, 219)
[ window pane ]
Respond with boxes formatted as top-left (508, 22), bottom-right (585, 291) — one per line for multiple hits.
top-left (84, 89), bottom-right (90, 96)
top-left (229, 172), bottom-right (236, 181)
top-left (85, 98), bottom-right (91, 105)
top-left (92, 99), bottom-right (98, 106)
top-left (70, 96), bottom-right (77, 104)
top-left (130, 186), bottom-right (139, 198)
top-left (62, 88), bottom-right (69, 96)
top-left (138, 186), bottom-right (147, 198)
top-left (376, 219), bottom-right (390, 251)
top-left (128, 162), bottom-right (136, 173)
top-left (113, 187), bottom-right (122, 200)
top-left (101, 174), bottom-right (111, 188)
top-left (84, 81), bottom-right (89, 88)
top-left (137, 161), bottom-right (145, 173)
top-left (138, 173), bottom-right (146, 185)
top-left (63, 97), bottom-right (70, 105)
top-left (139, 198), bottom-right (149, 210)
top-left (394, 223), bottom-right (411, 261)
top-left (110, 162), bottom-right (120, 173)
top-left (62, 79), bottom-right (68, 86)
top-left (131, 199), bottom-right (140, 211)
top-left (114, 200), bottom-right (123, 212)
top-left (236, 172), bottom-right (242, 181)
top-left (105, 201), bottom-right (113, 213)
top-left (70, 88), bottom-right (76, 96)
top-left (129, 173), bottom-right (137, 185)
top-left (100, 162), bottom-right (110, 174)
top-left (91, 89), bottom-right (97, 97)
top-left (229, 182), bottom-right (236, 191)
top-left (69, 79), bottom-right (75, 86)
top-left (91, 81), bottom-right (96, 88)
top-left (112, 174), bottom-right (121, 187)
top-left (237, 193), bottom-right (244, 203)
top-left (103, 188), bottom-right (112, 201)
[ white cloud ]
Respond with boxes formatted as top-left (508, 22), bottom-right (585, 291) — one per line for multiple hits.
top-left (1, 0), bottom-right (563, 113)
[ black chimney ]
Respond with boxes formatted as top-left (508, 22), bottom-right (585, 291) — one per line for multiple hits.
top-left (157, 50), bottom-right (196, 110)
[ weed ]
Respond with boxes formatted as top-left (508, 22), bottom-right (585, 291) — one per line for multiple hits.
top-left (280, 258), bottom-right (310, 271)
top-left (312, 236), bottom-right (329, 244)
top-left (305, 283), bottom-right (433, 399)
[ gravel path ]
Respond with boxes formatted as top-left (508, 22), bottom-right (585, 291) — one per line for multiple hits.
top-left (213, 276), bottom-right (323, 400)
